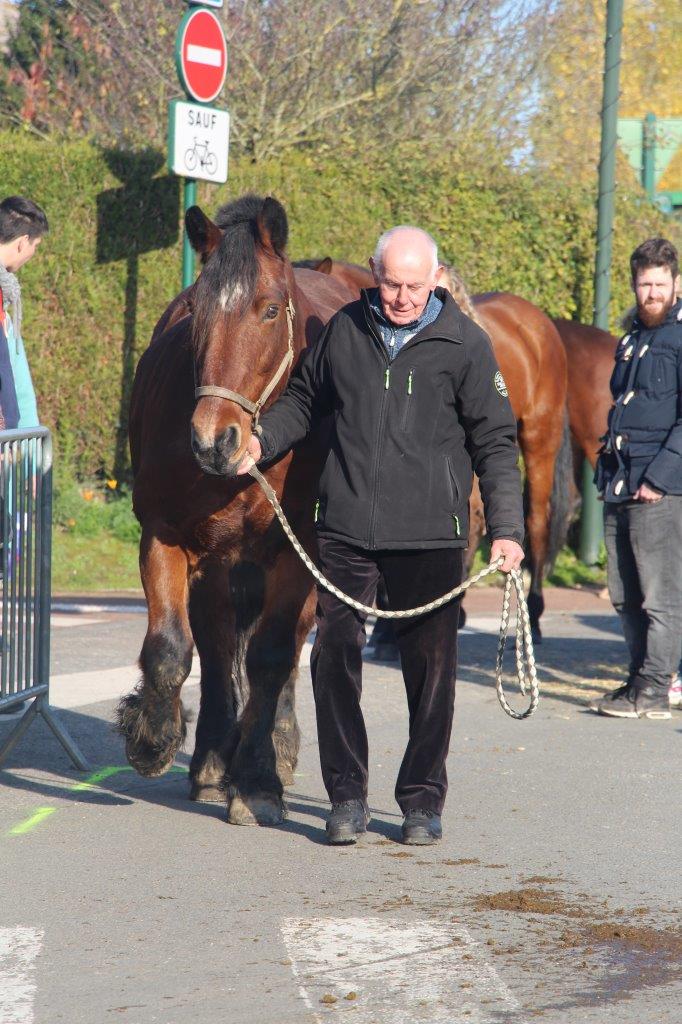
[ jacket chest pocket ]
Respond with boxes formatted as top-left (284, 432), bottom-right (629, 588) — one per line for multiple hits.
top-left (635, 345), bottom-right (677, 395)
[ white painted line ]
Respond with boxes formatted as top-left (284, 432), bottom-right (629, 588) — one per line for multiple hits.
top-left (281, 917), bottom-right (522, 1023)
top-left (51, 603), bottom-right (146, 615)
top-left (51, 614), bottom-right (106, 629)
top-left (51, 661), bottom-right (200, 710)
top-left (0, 928), bottom-right (43, 1024)
top-left (187, 43), bottom-right (222, 67)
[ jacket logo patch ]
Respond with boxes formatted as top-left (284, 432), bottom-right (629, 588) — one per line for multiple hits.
top-left (494, 370), bottom-right (508, 398)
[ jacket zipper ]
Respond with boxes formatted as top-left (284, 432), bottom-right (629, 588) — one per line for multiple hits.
top-left (367, 342), bottom-right (391, 551)
top-left (402, 369), bottom-right (415, 430)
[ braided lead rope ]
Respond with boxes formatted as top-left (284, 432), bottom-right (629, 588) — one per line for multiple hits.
top-left (247, 464), bottom-right (539, 719)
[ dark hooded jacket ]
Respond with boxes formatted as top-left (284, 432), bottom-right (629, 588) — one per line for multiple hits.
top-left (596, 298), bottom-right (682, 502)
top-left (257, 287), bottom-right (524, 550)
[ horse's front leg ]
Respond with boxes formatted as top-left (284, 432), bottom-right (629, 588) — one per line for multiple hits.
top-left (227, 548), bottom-right (315, 826)
top-left (116, 524), bottom-right (193, 776)
top-left (187, 559), bottom-right (239, 802)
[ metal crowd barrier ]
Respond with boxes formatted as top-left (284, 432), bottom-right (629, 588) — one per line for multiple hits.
top-left (0, 427), bottom-right (87, 770)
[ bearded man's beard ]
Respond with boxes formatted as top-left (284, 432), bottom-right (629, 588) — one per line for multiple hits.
top-left (637, 290), bottom-right (677, 327)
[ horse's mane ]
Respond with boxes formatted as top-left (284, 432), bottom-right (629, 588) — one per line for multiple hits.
top-left (194, 195), bottom-right (277, 347)
top-left (439, 265), bottom-right (484, 330)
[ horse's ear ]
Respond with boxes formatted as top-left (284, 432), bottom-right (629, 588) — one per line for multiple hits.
top-left (185, 206), bottom-right (222, 263)
top-left (256, 197), bottom-right (288, 257)
top-left (315, 257), bottom-right (333, 275)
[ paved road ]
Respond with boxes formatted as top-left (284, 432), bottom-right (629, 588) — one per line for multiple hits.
top-left (1, 592), bottom-right (681, 1024)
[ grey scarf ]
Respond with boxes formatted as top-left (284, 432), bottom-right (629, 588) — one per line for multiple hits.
top-left (0, 261), bottom-right (22, 350)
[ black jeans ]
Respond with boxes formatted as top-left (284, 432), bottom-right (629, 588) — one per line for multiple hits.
top-left (604, 497), bottom-right (682, 691)
top-left (310, 537), bottom-right (463, 814)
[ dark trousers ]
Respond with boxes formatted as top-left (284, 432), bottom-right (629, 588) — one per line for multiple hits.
top-left (310, 537), bottom-right (463, 814)
top-left (605, 497), bottom-right (682, 690)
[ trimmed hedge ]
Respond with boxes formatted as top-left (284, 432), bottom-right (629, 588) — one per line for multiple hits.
top-left (0, 132), bottom-right (671, 478)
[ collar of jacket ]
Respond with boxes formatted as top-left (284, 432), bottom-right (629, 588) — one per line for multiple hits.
top-left (632, 297), bottom-right (682, 332)
top-left (361, 287), bottom-right (467, 345)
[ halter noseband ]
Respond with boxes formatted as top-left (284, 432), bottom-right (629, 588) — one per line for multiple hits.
top-left (194, 297), bottom-right (296, 426)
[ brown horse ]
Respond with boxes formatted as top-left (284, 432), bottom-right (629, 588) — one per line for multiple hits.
top-left (116, 195), bottom-right (354, 825)
top-left (299, 258), bottom-right (572, 640)
top-left (553, 318), bottom-right (617, 471)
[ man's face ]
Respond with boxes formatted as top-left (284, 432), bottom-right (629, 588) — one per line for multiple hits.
top-left (633, 264), bottom-right (680, 327)
top-left (4, 234), bottom-right (42, 273)
top-left (370, 243), bottom-right (440, 326)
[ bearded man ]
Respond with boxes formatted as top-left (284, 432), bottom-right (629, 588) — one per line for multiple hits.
top-left (594, 238), bottom-right (682, 719)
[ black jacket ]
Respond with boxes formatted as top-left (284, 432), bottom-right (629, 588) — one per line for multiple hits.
top-left (596, 298), bottom-right (682, 502)
top-left (258, 288), bottom-right (524, 550)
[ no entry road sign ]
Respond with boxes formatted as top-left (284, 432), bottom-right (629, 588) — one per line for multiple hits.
top-left (176, 8), bottom-right (227, 104)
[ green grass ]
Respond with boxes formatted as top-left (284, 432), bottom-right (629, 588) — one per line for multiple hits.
top-left (52, 529), bottom-right (141, 593)
top-left (49, 481), bottom-right (607, 593)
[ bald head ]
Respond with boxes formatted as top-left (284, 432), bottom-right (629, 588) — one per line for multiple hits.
top-left (370, 225), bottom-right (442, 326)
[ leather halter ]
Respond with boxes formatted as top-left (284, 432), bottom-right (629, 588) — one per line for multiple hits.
top-left (194, 297), bottom-right (296, 426)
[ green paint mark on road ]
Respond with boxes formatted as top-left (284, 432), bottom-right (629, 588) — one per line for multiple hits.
top-left (8, 806), bottom-right (56, 835)
top-left (6, 764), bottom-right (189, 836)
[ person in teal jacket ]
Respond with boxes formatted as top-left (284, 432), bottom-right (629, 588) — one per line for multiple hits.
top-left (0, 195), bottom-right (48, 428)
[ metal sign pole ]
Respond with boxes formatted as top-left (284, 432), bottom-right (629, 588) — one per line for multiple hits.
top-left (182, 178), bottom-right (197, 289)
top-left (579, 0), bottom-right (624, 565)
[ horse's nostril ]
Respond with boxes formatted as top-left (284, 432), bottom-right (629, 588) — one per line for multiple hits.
top-left (218, 426), bottom-right (241, 456)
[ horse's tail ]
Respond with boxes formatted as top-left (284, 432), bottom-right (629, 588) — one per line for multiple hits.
top-left (546, 410), bottom-right (574, 575)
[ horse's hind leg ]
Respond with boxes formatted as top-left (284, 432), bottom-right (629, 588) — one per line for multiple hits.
top-left (518, 420), bottom-right (559, 644)
top-left (188, 561), bottom-right (238, 803)
top-left (227, 549), bottom-right (314, 826)
top-left (116, 525), bottom-right (193, 776)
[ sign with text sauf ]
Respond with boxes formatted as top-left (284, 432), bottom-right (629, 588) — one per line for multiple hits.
top-left (168, 99), bottom-right (230, 184)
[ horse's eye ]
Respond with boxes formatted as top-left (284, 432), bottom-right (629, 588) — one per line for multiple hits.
top-left (264, 304), bottom-right (279, 320)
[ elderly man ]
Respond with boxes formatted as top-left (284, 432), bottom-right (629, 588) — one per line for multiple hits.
top-left (238, 226), bottom-right (524, 845)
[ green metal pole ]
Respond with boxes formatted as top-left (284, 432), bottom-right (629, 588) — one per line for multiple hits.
top-left (579, 0), bottom-right (624, 565)
top-left (642, 112), bottom-right (656, 201)
top-left (182, 178), bottom-right (197, 290)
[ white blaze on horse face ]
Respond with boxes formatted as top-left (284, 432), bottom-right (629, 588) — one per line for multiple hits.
top-left (219, 280), bottom-right (247, 312)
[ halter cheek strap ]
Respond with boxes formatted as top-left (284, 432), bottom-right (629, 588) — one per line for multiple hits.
top-left (194, 297), bottom-right (296, 426)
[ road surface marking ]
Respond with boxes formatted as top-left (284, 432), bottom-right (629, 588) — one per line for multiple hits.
top-left (7, 807), bottom-right (56, 836)
top-left (0, 927), bottom-right (43, 1024)
top-left (281, 917), bottom-right (522, 1023)
top-left (6, 766), bottom-right (188, 836)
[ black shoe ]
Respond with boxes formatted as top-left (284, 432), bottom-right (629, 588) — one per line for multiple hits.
top-left (401, 808), bottom-right (442, 845)
top-left (326, 799), bottom-right (370, 845)
top-left (596, 683), bottom-right (671, 720)
top-left (588, 683), bottom-right (629, 713)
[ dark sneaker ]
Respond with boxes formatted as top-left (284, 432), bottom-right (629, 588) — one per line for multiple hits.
top-left (326, 799), bottom-right (370, 845)
top-left (401, 808), bottom-right (442, 845)
top-left (596, 684), bottom-right (671, 720)
top-left (588, 683), bottom-right (630, 713)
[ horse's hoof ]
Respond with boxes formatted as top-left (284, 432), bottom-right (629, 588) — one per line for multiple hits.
top-left (227, 792), bottom-right (287, 826)
top-left (125, 738), bottom-right (178, 778)
top-left (190, 781), bottom-right (225, 803)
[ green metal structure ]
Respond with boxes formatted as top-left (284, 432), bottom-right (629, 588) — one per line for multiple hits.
top-left (579, 0), bottom-right (624, 564)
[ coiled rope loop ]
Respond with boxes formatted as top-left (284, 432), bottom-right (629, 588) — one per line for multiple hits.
top-left (248, 464), bottom-right (539, 719)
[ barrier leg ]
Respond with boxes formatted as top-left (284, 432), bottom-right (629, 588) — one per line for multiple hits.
top-left (38, 699), bottom-right (89, 771)
top-left (0, 697), bottom-right (40, 767)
